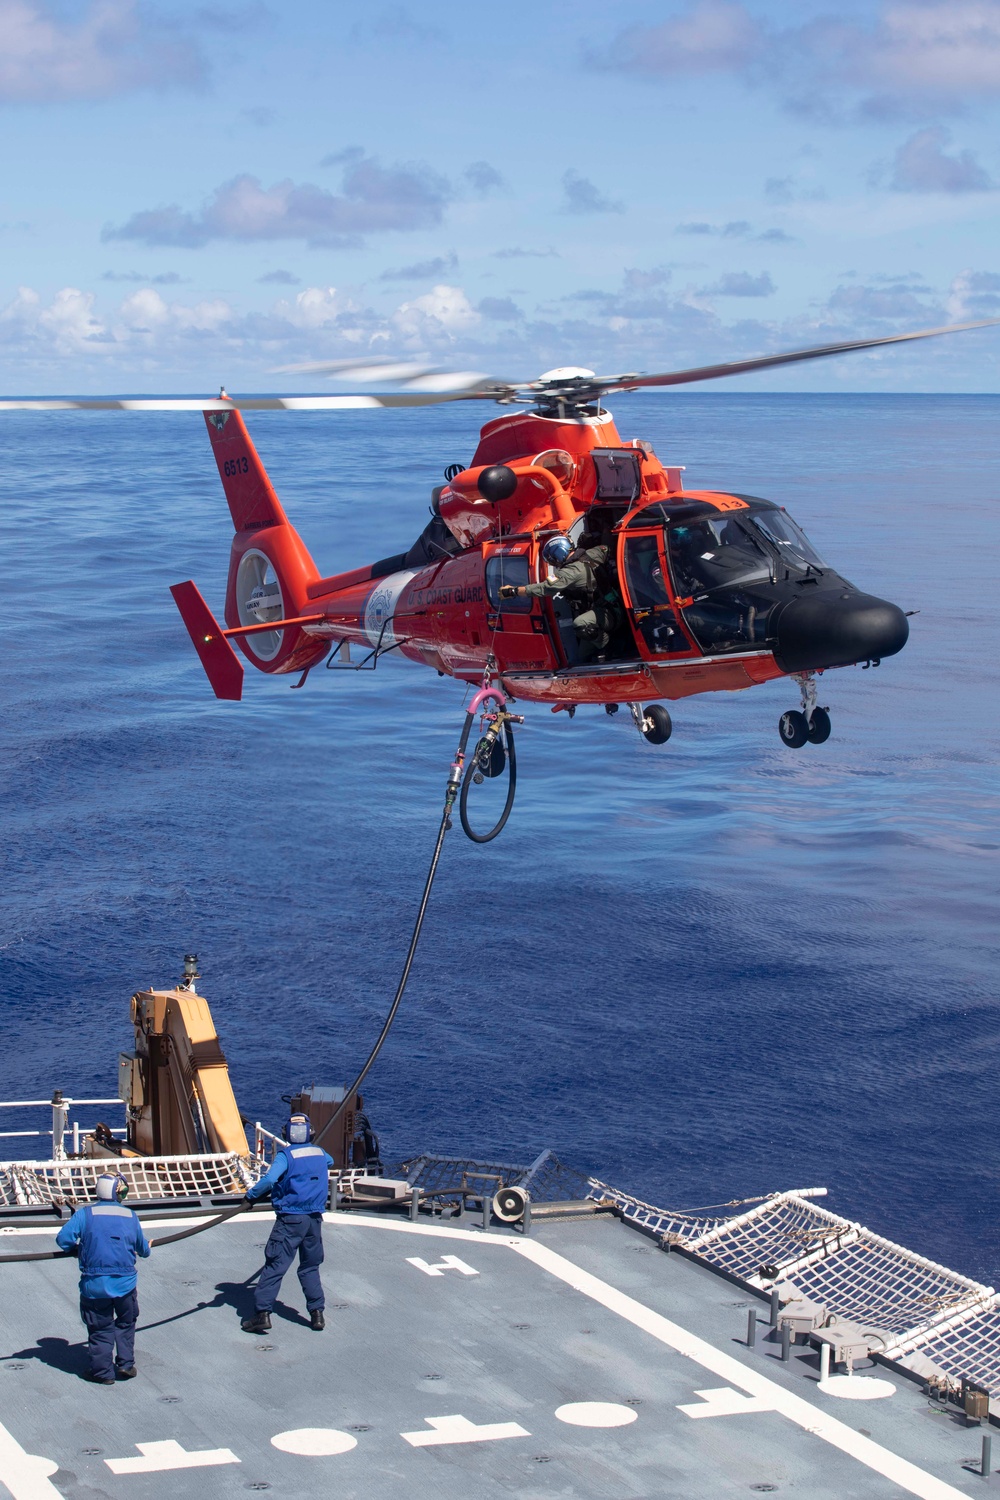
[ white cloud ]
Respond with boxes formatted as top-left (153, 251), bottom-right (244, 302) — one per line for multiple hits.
top-left (948, 268), bottom-right (1000, 318)
top-left (599, 0), bottom-right (1000, 114)
top-left (392, 284), bottom-right (479, 342)
top-left (872, 2), bottom-right (1000, 97)
top-left (0, 0), bottom-right (205, 102)
top-left (119, 288), bottom-right (169, 329)
top-left (37, 288), bottom-right (105, 350)
top-left (0, 272), bottom-right (994, 391)
top-left (699, 271), bottom-right (776, 296)
top-left (600, 0), bottom-right (759, 74)
top-left (888, 127), bottom-right (994, 192)
top-left (560, 170), bottom-right (624, 215)
top-left (105, 155), bottom-right (452, 249)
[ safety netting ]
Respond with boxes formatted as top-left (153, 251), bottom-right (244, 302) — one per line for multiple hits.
top-left (0, 1153), bottom-right (254, 1207)
top-left (783, 1231), bottom-right (985, 1337)
top-left (586, 1181), bottom-right (1000, 1394)
top-left (584, 1178), bottom-right (730, 1243)
top-left (887, 1302), bottom-right (1000, 1400)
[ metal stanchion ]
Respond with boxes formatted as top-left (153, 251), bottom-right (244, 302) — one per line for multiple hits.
top-left (746, 1309), bottom-right (757, 1348)
top-left (409, 1188), bottom-right (420, 1222)
top-left (819, 1344), bottom-right (831, 1382)
top-left (780, 1323), bottom-right (791, 1362)
top-left (770, 1287), bottom-right (780, 1326)
top-left (981, 1434), bottom-right (992, 1477)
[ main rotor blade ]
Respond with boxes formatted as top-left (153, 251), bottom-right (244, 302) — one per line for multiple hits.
top-left (272, 356), bottom-right (506, 396)
top-left (0, 390), bottom-right (500, 413)
top-left (595, 319), bottom-right (1000, 393)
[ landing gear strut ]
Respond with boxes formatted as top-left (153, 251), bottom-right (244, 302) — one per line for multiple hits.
top-left (629, 702), bottom-right (673, 744)
top-left (779, 673), bottom-right (831, 749)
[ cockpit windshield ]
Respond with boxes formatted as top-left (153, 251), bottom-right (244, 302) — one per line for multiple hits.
top-left (747, 510), bottom-right (827, 572)
top-left (666, 516), bottom-right (773, 595)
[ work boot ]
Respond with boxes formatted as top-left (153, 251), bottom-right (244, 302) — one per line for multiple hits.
top-left (83, 1371), bottom-right (115, 1385)
top-left (241, 1310), bottom-right (272, 1334)
top-left (310, 1309), bottom-right (325, 1332)
top-left (116, 1365), bottom-right (138, 1380)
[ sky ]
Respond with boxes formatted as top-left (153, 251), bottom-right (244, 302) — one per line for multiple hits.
top-left (5, 0), bottom-right (1000, 391)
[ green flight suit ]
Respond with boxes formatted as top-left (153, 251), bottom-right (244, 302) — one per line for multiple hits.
top-left (525, 545), bottom-right (617, 662)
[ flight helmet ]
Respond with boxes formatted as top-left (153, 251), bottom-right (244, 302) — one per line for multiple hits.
top-left (541, 535), bottom-right (573, 568)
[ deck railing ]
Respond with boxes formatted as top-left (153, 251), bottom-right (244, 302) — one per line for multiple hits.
top-left (0, 1095), bottom-right (127, 1159)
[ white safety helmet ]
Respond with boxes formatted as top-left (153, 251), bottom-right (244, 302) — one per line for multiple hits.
top-left (96, 1172), bottom-right (128, 1202)
top-left (284, 1113), bottom-right (311, 1145)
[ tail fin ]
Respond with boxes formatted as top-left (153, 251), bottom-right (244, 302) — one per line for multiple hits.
top-left (203, 408), bottom-right (290, 533)
top-left (170, 581), bottom-right (244, 701)
top-left (202, 405), bottom-right (328, 681)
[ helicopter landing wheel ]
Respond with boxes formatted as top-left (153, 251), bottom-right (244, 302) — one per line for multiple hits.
top-left (778, 710), bottom-right (809, 748)
top-left (806, 706), bottom-right (832, 744)
top-left (641, 704), bottom-right (673, 744)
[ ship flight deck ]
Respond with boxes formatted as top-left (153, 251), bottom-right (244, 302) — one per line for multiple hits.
top-left (0, 1200), bottom-right (993, 1500)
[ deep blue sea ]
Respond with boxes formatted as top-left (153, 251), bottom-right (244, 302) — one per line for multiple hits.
top-left (2, 394), bottom-right (998, 1282)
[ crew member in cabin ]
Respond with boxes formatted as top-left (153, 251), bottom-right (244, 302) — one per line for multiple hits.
top-left (240, 1113), bottom-right (334, 1335)
top-left (56, 1172), bottom-right (150, 1384)
top-left (500, 530), bottom-right (623, 662)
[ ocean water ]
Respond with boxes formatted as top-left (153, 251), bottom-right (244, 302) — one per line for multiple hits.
top-left (2, 393), bottom-right (999, 1282)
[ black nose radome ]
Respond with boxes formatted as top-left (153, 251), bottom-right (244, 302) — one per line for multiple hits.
top-left (774, 590), bottom-right (909, 674)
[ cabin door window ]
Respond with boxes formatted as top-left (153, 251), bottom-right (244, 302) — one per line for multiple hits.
top-left (621, 532), bottom-right (692, 656)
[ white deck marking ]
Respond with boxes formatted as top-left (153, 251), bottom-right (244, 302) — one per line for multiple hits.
top-left (819, 1375), bottom-right (897, 1400)
top-left (104, 1441), bottom-right (239, 1475)
top-left (401, 1415), bottom-right (530, 1448)
top-left (320, 1212), bottom-right (971, 1496)
top-left (555, 1402), bottom-right (637, 1428)
top-left (678, 1387), bottom-right (778, 1419)
top-left (270, 1429), bottom-right (357, 1457)
top-left (0, 1420), bottom-right (62, 1500)
top-left (512, 1239), bottom-right (969, 1500)
top-left (406, 1254), bottom-right (479, 1278)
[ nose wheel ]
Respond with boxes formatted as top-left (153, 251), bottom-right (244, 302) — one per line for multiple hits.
top-left (779, 674), bottom-right (831, 748)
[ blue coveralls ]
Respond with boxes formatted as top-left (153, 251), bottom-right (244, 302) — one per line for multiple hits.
top-left (247, 1143), bottom-right (334, 1314)
top-left (56, 1203), bottom-right (151, 1381)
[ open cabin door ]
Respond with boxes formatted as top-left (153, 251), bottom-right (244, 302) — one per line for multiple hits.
top-left (483, 540), bottom-right (558, 670)
top-left (619, 529), bottom-right (696, 659)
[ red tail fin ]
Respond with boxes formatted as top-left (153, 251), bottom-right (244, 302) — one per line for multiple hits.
top-left (204, 408), bottom-right (289, 533)
top-left (170, 581), bottom-right (244, 701)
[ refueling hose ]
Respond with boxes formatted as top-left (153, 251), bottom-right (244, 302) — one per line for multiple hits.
top-left (312, 685), bottom-right (508, 1152)
top-left (0, 687), bottom-right (509, 1264)
top-left (459, 717), bottom-right (518, 844)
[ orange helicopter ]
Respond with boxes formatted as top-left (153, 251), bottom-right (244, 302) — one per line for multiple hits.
top-left (5, 320), bottom-right (994, 756)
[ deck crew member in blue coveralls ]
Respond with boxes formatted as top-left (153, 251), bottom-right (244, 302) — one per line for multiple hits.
top-left (241, 1113), bottom-right (334, 1335)
top-left (56, 1172), bottom-right (150, 1384)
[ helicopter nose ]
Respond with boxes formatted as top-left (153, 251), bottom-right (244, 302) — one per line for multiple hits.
top-left (773, 590), bottom-right (909, 674)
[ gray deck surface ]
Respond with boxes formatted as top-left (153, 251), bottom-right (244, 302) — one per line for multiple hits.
top-left (0, 1205), bottom-right (991, 1498)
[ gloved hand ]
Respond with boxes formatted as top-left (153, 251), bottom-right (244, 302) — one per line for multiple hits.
top-left (241, 1194), bottom-right (255, 1210)
top-left (498, 585), bottom-right (518, 599)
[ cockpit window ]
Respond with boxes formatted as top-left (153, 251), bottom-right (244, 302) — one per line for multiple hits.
top-left (667, 517), bottom-right (772, 595)
top-left (747, 510), bottom-right (827, 572)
